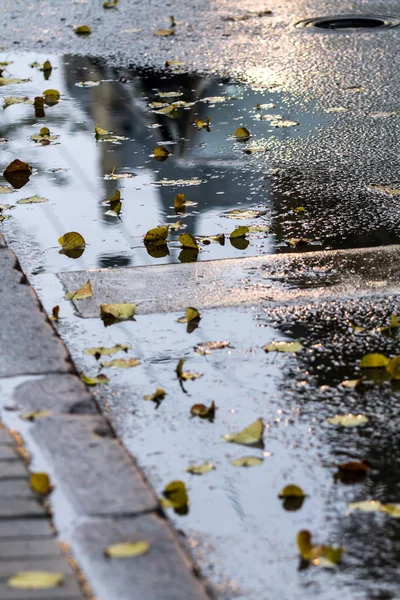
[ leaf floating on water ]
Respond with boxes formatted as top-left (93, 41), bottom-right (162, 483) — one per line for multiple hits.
top-left (3, 96), bottom-right (31, 108)
top-left (270, 119), bottom-right (299, 128)
top-left (360, 353), bottom-right (389, 368)
top-left (94, 125), bottom-right (109, 136)
top-left (223, 418), bottom-right (264, 446)
top-left (58, 232), bottom-right (86, 250)
top-left (153, 29), bottom-right (175, 36)
top-left (42, 88), bottom-right (60, 105)
top-left (327, 413), bottom-right (368, 427)
top-left (367, 110), bottom-right (398, 118)
top-left (81, 373), bottom-right (109, 386)
top-left (3, 159), bottom-right (32, 189)
top-left (143, 387), bottom-right (166, 407)
top-left (341, 378), bottom-right (364, 389)
top-left (0, 186), bottom-right (14, 194)
top-left (230, 226), bottom-right (249, 239)
top-left (161, 480), bottom-right (189, 515)
top-left (95, 126), bottom-right (127, 142)
top-left (153, 146), bottom-right (171, 161)
top-left (156, 178), bottom-right (205, 186)
top-left (231, 456), bottom-right (263, 467)
top-left (263, 341), bottom-right (303, 353)
top-left (7, 572), bottom-right (64, 590)
top-left (190, 401), bottom-right (216, 421)
top-left (380, 314), bottom-right (399, 334)
top-left (334, 460), bottom-right (371, 484)
top-left (144, 226), bottom-right (169, 245)
top-left (178, 233), bottom-right (198, 249)
top-left (65, 280), bottom-right (93, 300)
top-left (17, 195), bottom-right (48, 204)
top-left (104, 168), bottom-right (134, 180)
top-left (194, 117), bottom-right (211, 131)
top-left (200, 96), bottom-right (226, 103)
top-left (157, 90), bottom-right (183, 98)
top-left (367, 184), bottom-right (400, 196)
top-left (349, 500), bottom-right (400, 518)
top-left (100, 358), bottom-right (140, 369)
top-left (297, 530), bottom-right (343, 568)
top-left (84, 344), bottom-right (131, 358)
top-left (0, 77), bottom-right (30, 86)
top-left (30, 472), bottom-right (52, 495)
top-left (325, 106), bottom-right (349, 113)
top-left (279, 484), bottom-right (305, 498)
top-left (176, 358), bottom-right (203, 381)
top-left (234, 126), bottom-right (250, 141)
top-left (287, 238), bottom-right (309, 248)
top-left (195, 340), bottom-right (230, 355)
top-left (76, 80), bottom-right (101, 87)
top-left (168, 220), bottom-right (185, 231)
top-left (386, 356), bottom-right (400, 379)
top-left (105, 541), bottom-right (150, 558)
top-left (75, 25), bottom-right (92, 34)
top-left (185, 462), bottom-right (215, 475)
top-left (291, 206), bottom-right (305, 214)
top-left (173, 193), bottom-right (197, 210)
top-left (223, 208), bottom-right (266, 219)
top-left (49, 305), bottom-right (60, 322)
top-left (177, 307), bottom-right (201, 323)
top-left (100, 303), bottom-right (136, 326)
top-left (21, 410), bottom-right (52, 421)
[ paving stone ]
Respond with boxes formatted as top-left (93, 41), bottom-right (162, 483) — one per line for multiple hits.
top-left (12, 375), bottom-right (97, 416)
top-left (0, 462), bottom-right (28, 480)
top-left (0, 538), bottom-right (64, 559)
top-left (0, 519), bottom-right (53, 539)
top-left (59, 244), bottom-right (400, 317)
top-left (70, 514), bottom-right (209, 600)
top-left (0, 429), bottom-right (13, 445)
top-left (31, 416), bottom-right (158, 516)
top-left (0, 249), bottom-right (71, 377)
top-left (0, 562), bottom-right (81, 599)
top-left (0, 447), bottom-right (17, 461)
top-left (0, 480), bottom-right (32, 498)
top-left (0, 497), bottom-right (46, 519)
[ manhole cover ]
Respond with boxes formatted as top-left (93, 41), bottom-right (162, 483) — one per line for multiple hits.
top-left (295, 14), bottom-right (400, 30)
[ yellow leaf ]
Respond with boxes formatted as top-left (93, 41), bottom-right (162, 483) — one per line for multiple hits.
top-left (21, 410), bottom-right (52, 421)
top-left (190, 401), bottom-right (215, 420)
top-left (144, 226), bottom-right (169, 245)
top-left (341, 378), bottom-right (364, 389)
top-left (100, 303), bottom-right (136, 323)
top-left (194, 340), bottom-right (230, 355)
top-left (263, 341), bottom-right (303, 353)
top-left (185, 462), bottom-right (215, 475)
top-left (65, 280), bottom-right (92, 300)
top-left (42, 60), bottom-right (52, 71)
top-left (270, 119), bottom-right (299, 128)
top-left (81, 373), bottom-right (109, 386)
top-left (287, 238), bottom-right (309, 247)
top-left (154, 29), bottom-right (175, 36)
top-left (194, 117), bottom-right (211, 130)
top-left (95, 125), bottom-right (109, 136)
top-left (386, 357), bottom-right (400, 379)
top-left (297, 530), bottom-right (313, 560)
top-left (349, 321), bottom-right (365, 333)
top-left (7, 572), bottom-right (64, 590)
top-left (161, 481), bottom-right (188, 514)
top-left (223, 208), bottom-right (266, 219)
top-left (176, 358), bottom-right (203, 382)
top-left (348, 500), bottom-right (400, 518)
top-left (177, 307), bottom-right (201, 323)
top-left (103, 0), bottom-right (118, 8)
top-left (231, 456), bottom-right (263, 467)
top-left (178, 233), bottom-right (198, 249)
top-left (380, 314), bottom-right (399, 334)
top-left (58, 232), bottom-right (86, 250)
top-left (30, 472), bottom-right (52, 495)
top-left (143, 388), bottom-right (166, 404)
top-left (75, 25), bottom-right (92, 34)
top-left (279, 484), bottom-right (305, 498)
top-left (291, 206), bottom-right (305, 213)
top-left (17, 195), bottom-right (48, 204)
top-left (153, 146), bottom-right (171, 161)
top-left (360, 353), bottom-right (389, 368)
top-left (327, 413), bottom-right (368, 427)
top-left (297, 531), bottom-right (343, 568)
top-left (42, 88), bottom-right (60, 104)
top-left (105, 541), bottom-right (149, 558)
top-left (83, 344), bottom-right (131, 357)
top-left (230, 226), bottom-right (249, 239)
top-left (100, 358), bottom-right (140, 368)
top-left (223, 418), bottom-right (264, 446)
top-left (3, 96), bottom-right (31, 107)
top-left (235, 127), bottom-right (250, 141)
top-left (157, 178), bottom-right (205, 186)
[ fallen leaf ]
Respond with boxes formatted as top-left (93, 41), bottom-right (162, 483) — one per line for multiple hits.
top-left (367, 110), bottom-right (398, 118)
top-left (143, 388), bottom-right (166, 407)
top-left (349, 321), bottom-right (365, 333)
top-left (195, 340), bottom-right (230, 355)
top-left (386, 357), bottom-right (400, 379)
top-left (100, 358), bottom-right (140, 368)
top-left (95, 126), bottom-right (127, 142)
top-left (100, 303), bottom-right (136, 325)
top-left (177, 307), bottom-right (201, 323)
top-left (30, 128), bottom-right (58, 145)
top-left (105, 541), bottom-right (150, 558)
top-left (42, 88), bottom-right (60, 105)
top-left (21, 410), bottom-right (52, 421)
top-left (243, 144), bottom-right (268, 154)
top-left (75, 25), bottom-right (92, 34)
top-left (367, 184), bottom-right (400, 196)
top-left (168, 220), bottom-right (185, 230)
top-left (223, 208), bottom-right (266, 219)
top-left (200, 96), bottom-right (226, 103)
top-left (104, 169), bottom-right (134, 180)
top-left (58, 231), bottom-right (86, 250)
top-left (157, 90), bottom-right (183, 98)
top-left (270, 119), bottom-right (299, 128)
top-left (65, 280), bottom-right (93, 300)
top-left (263, 341), bottom-right (303, 353)
top-left (341, 378), bottom-right (364, 389)
top-left (153, 146), bottom-right (171, 161)
top-left (3, 96), bottom-right (31, 108)
top-left (291, 206), bottom-right (305, 213)
top-left (231, 456), bottom-right (263, 467)
top-left (41, 60), bottom-right (52, 72)
top-left (194, 117), bottom-right (211, 131)
top-left (173, 193), bottom-right (197, 209)
top-left (154, 29), bottom-right (175, 36)
top-left (185, 461), bottom-right (215, 475)
top-left (144, 226), bottom-right (169, 245)
top-left (380, 314), bottom-right (399, 334)
top-left (0, 186), bottom-right (13, 194)
top-left (279, 484), bottom-right (305, 498)
top-left (30, 472), bottom-right (52, 495)
top-left (160, 480), bottom-right (189, 514)
top-left (176, 358), bottom-right (203, 381)
top-left (360, 353), bottom-right (389, 368)
top-left (190, 401), bottom-right (216, 420)
top-left (223, 418), bottom-right (264, 446)
top-left (327, 413), bottom-right (368, 427)
top-left (76, 80), bottom-right (101, 87)
top-left (325, 107), bottom-right (349, 113)
top-left (342, 85), bottom-right (367, 93)
top-left (49, 305), bottom-right (59, 321)
top-left (247, 224), bottom-right (270, 233)
top-left (81, 373), bottom-right (109, 386)
top-left (287, 238), bottom-right (309, 247)
top-left (178, 233), bottom-right (199, 249)
top-left (348, 500), bottom-right (400, 518)
top-left (3, 159), bottom-right (32, 189)
top-left (334, 460), bottom-right (371, 484)
top-left (103, 0), bottom-right (118, 8)
top-left (0, 77), bottom-right (30, 86)
top-left (83, 344), bottom-right (131, 358)
top-left (230, 226), bottom-right (249, 239)
top-left (156, 178), bottom-right (205, 186)
top-left (7, 572), bottom-right (64, 590)
top-left (297, 530), bottom-right (343, 568)
top-left (17, 195), bottom-right (48, 204)
top-left (234, 126), bottom-right (251, 141)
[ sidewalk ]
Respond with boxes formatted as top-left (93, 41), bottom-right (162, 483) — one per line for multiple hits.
top-left (0, 234), bottom-right (210, 600)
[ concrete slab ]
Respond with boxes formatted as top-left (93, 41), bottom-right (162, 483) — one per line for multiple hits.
top-left (0, 480), bottom-right (32, 498)
top-left (0, 462), bottom-right (29, 480)
top-left (59, 244), bottom-right (400, 317)
top-left (30, 416), bottom-right (158, 517)
top-left (0, 446), bottom-right (17, 461)
top-left (0, 428), bottom-right (14, 445)
top-left (0, 519), bottom-right (53, 539)
top-left (70, 514), bottom-right (209, 600)
top-left (0, 497), bottom-right (46, 519)
top-left (0, 538), bottom-right (64, 559)
top-left (0, 249), bottom-right (71, 377)
top-left (12, 375), bottom-right (97, 416)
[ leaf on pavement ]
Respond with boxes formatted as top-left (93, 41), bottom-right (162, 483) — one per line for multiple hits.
top-left (100, 358), bottom-right (140, 368)
top-left (21, 410), bottom-right (52, 421)
top-left (75, 25), bottom-right (92, 34)
top-left (360, 353), bottom-right (389, 368)
top-left (263, 341), bottom-right (303, 353)
top-left (153, 29), bottom-right (175, 36)
top-left (81, 373), bottom-right (109, 386)
top-left (7, 572), bottom-right (64, 590)
top-left (30, 473), bottom-right (52, 495)
top-left (65, 280), bottom-right (92, 300)
top-left (185, 461), bottom-right (215, 475)
top-left (231, 456), bottom-right (263, 467)
top-left (223, 418), bottom-right (264, 446)
top-left (105, 541), bottom-right (150, 558)
top-left (327, 413), bottom-right (368, 427)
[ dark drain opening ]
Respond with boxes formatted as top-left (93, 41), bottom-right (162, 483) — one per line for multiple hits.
top-left (296, 14), bottom-right (400, 30)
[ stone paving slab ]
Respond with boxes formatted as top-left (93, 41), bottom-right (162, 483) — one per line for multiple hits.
top-left (30, 415), bottom-right (158, 517)
top-left (0, 248), bottom-right (71, 378)
top-left (70, 514), bottom-right (209, 600)
top-left (0, 497), bottom-right (46, 519)
top-left (0, 519), bottom-right (54, 539)
top-left (59, 244), bottom-right (400, 317)
top-left (0, 538), bottom-right (65, 559)
top-left (0, 429), bottom-right (14, 445)
top-left (0, 479), bottom-right (35, 498)
top-left (0, 462), bottom-right (29, 480)
top-left (0, 446), bottom-right (18, 461)
top-left (12, 375), bottom-right (97, 416)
